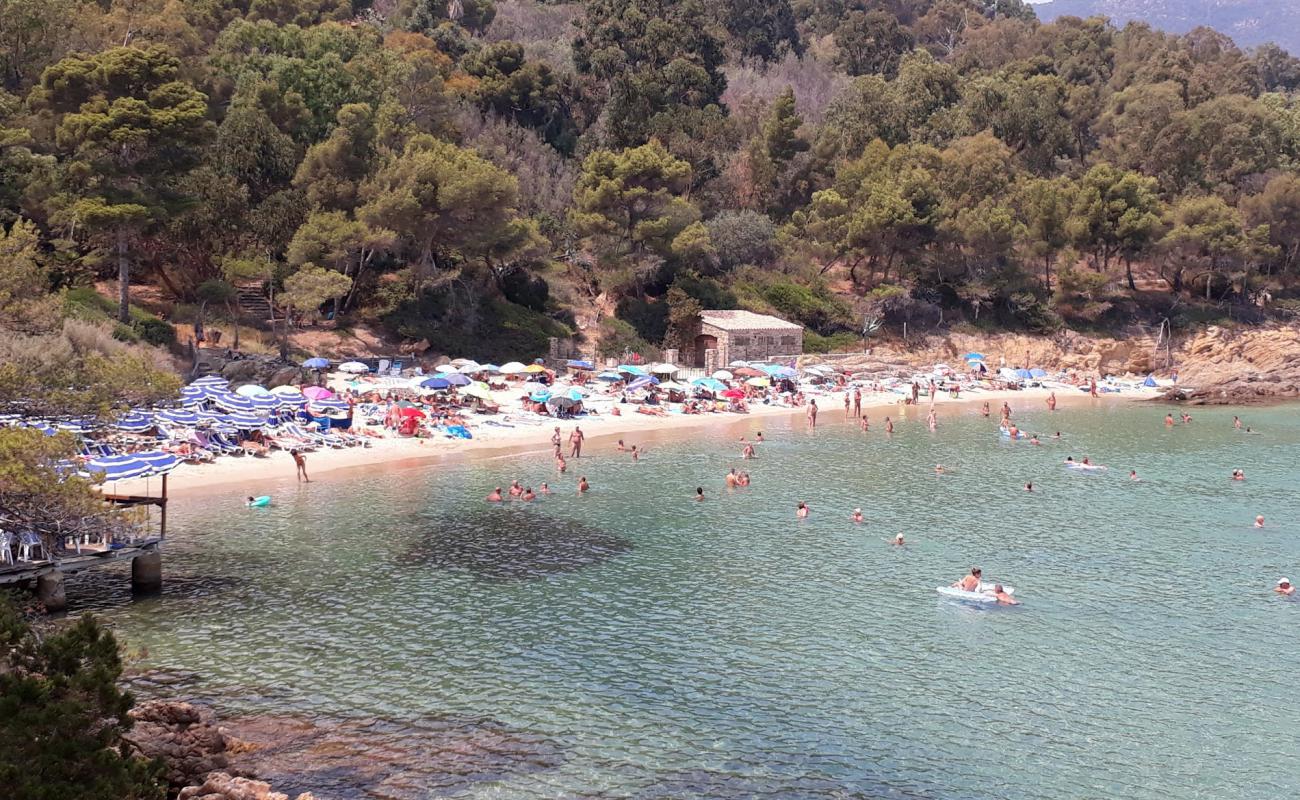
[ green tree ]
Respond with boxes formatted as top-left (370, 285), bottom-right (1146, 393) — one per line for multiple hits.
top-left (38, 45), bottom-right (211, 322)
top-left (404, 0), bottom-right (497, 36)
top-left (461, 42), bottom-right (575, 153)
top-left (287, 210), bottom-right (395, 314)
top-left (762, 87), bottom-right (807, 165)
top-left (1016, 176), bottom-right (1073, 292)
top-left (1241, 173), bottom-right (1300, 285)
top-left (1067, 164), bottom-right (1163, 290)
top-left (834, 9), bottom-right (913, 78)
top-left (0, 217), bottom-right (60, 333)
top-left (279, 264), bottom-right (352, 357)
top-left (0, 591), bottom-right (165, 800)
top-left (1160, 195), bottom-right (1273, 299)
top-left (720, 0), bottom-right (801, 62)
top-left (664, 284), bottom-right (702, 351)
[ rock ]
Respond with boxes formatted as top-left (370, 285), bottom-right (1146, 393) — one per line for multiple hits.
top-left (177, 772), bottom-right (315, 800)
top-left (125, 701), bottom-right (236, 789)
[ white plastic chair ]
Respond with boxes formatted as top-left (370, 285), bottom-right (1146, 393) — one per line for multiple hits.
top-left (0, 530), bottom-right (12, 565)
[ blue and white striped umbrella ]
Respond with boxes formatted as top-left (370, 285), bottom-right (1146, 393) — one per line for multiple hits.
top-left (308, 399), bottom-right (349, 413)
top-left (211, 392), bottom-right (256, 413)
top-left (115, 412), bottom-right (154, 432)
top-left (191, 375), bottom-right (230, 388)
top-left (84, 454), bottom-right (152, 481)
top-left (443, 373), bottom-right (471, 386)
top-left (248, 394), bottom-right (280, 411)
top-left (156, 409), bottom-right (200, 426)
top-left (180, 385), bottom-right (223, 405)
top-left (56, 419), bottom-right (93, 434)
top-left (301, 357), bottom-right (329, 369)
top-left (134, 450), bottom-right (181, 475)
top-left (225, 412), bottom-right (269, 429)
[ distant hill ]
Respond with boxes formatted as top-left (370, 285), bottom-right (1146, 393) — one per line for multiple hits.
top-left (1030, 0), bottom-right (1298, 54)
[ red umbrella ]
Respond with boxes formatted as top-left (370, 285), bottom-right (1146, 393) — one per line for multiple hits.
top-left (398, 407), bottom-right (427, 419)
top-left (721, 388), bottom-right (745, 399)
top-left (733, 367), bottom-right (765, 378)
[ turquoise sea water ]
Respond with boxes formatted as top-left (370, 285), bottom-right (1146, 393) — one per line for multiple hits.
top-left (71, 399), bottom-right (1300, 799)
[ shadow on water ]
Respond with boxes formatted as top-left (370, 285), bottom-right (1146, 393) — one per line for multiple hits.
top-left (63, 564), bottom-right (246, 613)
top-left (621, 767), bottom-right (939, 800)
top-left (401, 506), bottom-right (633, 580)
top-left (221, 711), bottom-right (565, 799)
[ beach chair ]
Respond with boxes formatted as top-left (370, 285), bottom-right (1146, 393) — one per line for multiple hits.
top-left (378, 359), bottom-right (390, 374)
top-left (17, 531), bottom-right (44, 562)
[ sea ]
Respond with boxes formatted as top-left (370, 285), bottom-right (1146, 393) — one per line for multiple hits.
top-left (69, 398), bottom-right (1300, 799)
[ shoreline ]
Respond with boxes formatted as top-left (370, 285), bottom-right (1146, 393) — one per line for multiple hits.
top-left (110, 385), bottom-right (1151, 501)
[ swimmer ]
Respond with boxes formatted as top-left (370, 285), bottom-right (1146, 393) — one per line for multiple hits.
top-left (756, 432), bottom-right (764, 442)
top-left (509, 480), bottom-right (523, 497)
top-left (852, 508), bottom-right (864, 523)
top-left (992, 584), bottom-right (1020, 605)
top-left (1233, 416), bottom-right (1242, 429)
top-left (1277, 578), bottom-right (1295, 596)
top-left (615, 439), bottom-right (627, 451)
top-left (737, 471), bottom-right (751, 487)
top-left (1007, 423), bottom-right (1019, 438)
top-left (953, 567), bottom-right (982, 592)
top-left (860, 415), bottom-right (869, 431)
top-left (1181, 412), bottom-right (1192, 424)
top-left (695, 487), bottom-right (705, 501)
top-left (540, 483), bottom-right (551, 494)
top-left (630, 445), bottom-right (640, 460)
top-left (555, 454), bottom-right (568, 473)
top-left (1129, 470), bottom-right (1139, 481)
top-left (742, 442), bottom-right (755, 459)
top-left (796, 502), bottom-right (809, 519)
top-left (577, 476), bottom-right (590, 494)
top-left (935, 464), bottom-right (946, 475)
top-left (1165, 414), bottom-right (1174, 427)
top-left (486, 487), bottom-right (503, 502)
top-left (981, 402), bottom-right (990, 417)
top-left (1029, 434), bottom-right (1040, 445)
top-left (1081, 456), bottom-right (1092, 466)
top-left (1232, 469), bottom-right (1245, 481)
top-left (1254, 514), bottom-right (1265, 528)
top-left (885, 417), bottom-right (894, 434)
top-left (1064, 456), bottom-right (1075, 465)
top-left (725, 468), bottom-right (739, 488)
top-left (1052, 431), bottom-right (1062, 439)
top-left (522, 487), bottom-right (536, 501)
top-left (891, 533), bottom-right (905, 546)
top-left (1025, 481), bottom-right (1033, 492)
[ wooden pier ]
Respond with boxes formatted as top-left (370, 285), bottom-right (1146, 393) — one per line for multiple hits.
top-left (0, 477), bottom-right (168, 611)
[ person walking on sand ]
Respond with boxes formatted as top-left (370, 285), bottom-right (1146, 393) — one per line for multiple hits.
top-left (1047, 392), bottom-right (1057, 411)
top-left (551, 426), bottom-right (561, 453)
top-left (853, 387), bottom-right (862, 418)
top-left (569, 426), bottom-right (584, 458)
top-left (911, 382), bottom-right (919, 405)
top-left (807, 399), bottom-right (818, 430)
top-left (292, 449), bottom-right (309, 482)
top-left (844, 392), bottom-right (851, 420)
top-left (1090, 377), bottom-right (1098, 398)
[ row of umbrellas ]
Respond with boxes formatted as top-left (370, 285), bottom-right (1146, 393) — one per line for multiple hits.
top-left (305, 356), bottom-right (552, 377)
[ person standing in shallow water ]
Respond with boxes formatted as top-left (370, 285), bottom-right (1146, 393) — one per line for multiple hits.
top-left (292, 449), bottom-right (309, 482)
top-left (807, 399), bottom-right (818, 430)
top-left (1047, 392), bottom-right (1056, 411)
top-left (853, 387), bottom-right (862, 418)
top-left (569, 426), bottom-right (584, 458)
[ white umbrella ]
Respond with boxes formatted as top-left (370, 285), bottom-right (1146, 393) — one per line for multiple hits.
top-left (235, 384), bottom-right (272, 397)
top-left (712, 369), bottom-right (733, 380)
top-left (650, 363), bottom-right (678, 374)
top-left (499, 361), bottom-right (526, 375)
top-left (449, 358), bottom-right (477, 367)
top-left (729, 360), bottom-right (749, 368)
top-left (270, 385), bottom-right (305, 397)
top-left (658, 381), bottom-right (688, 391)
top-left (458, 363), bottom-right (483, 374)
top-left (338, 361), bottom-right (369, 374)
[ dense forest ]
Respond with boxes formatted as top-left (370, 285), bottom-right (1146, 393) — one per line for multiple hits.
top-left (3, 0), bottom-right (1300, 363)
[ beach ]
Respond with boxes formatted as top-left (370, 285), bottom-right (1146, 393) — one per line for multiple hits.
top-left (111, 384), bottom-right (1144, 499)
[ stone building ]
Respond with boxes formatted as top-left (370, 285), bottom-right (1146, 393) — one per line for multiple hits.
top-left (691, 310), bottom-right (803, 369)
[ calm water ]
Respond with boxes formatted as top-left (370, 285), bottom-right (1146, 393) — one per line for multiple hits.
top-left (72, 399), bottom-right (1300, 799)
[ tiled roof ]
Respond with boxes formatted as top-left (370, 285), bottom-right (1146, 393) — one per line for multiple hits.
top-left (699, 310), bottom-right (803, 332)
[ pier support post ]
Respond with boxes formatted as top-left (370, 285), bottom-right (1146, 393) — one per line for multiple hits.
top-left (132, 551), bottom-right (163, 593)
top-left (36, 572), bottom-right (66, 613)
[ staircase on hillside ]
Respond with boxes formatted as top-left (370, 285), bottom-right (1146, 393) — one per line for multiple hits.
top-left (235, 284), bottom-right (278, 324)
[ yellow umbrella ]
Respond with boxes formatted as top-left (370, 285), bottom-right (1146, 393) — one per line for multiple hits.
top-left (746, 376), bottom-right (771, 387)
top-left (462, 383), bottom-right (493, 400)
top-left (523, 364), bottom-right (547, 373)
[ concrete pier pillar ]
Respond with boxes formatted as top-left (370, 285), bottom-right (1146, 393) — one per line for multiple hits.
top-left (132, 551), bottom-right (163, 593)
top-left (36, 572), bottom-right (66, 613)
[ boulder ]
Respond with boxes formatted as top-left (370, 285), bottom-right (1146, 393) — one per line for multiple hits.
top-left (177, 772), bottom-right (315, 800)
top-left (125, 701), bottom-right (235, 789)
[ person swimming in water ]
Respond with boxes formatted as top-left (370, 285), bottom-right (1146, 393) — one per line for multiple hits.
top-left (1254, 514), bottom-right (1265, 528)
top-left (540, 483), bottom-right (551, 494)
top-left (631, 445), bottom-right (641, 461)
top-left (615, 439), bottom-right (627, 451)
top-left (852, 508), bottom-right (864, 523)
top-left (1025, 481), bottom-right (1033, 492)
top-left (577, 476), bottom-right (590, 494)
top-left (1065, 456), bottom-right (1075, 465)
top-left (742, 442), bottom-right (755, 459)
top-left (885, 417), bottom-right (894, 434)
top-left (1029, 434), bottom-right (1040, 445)
top-left (1277, 578), bottom-right (1295, 596)
top-left (1233, 416), bottom-right (1242, 429)
top-left (891, 533), bottom-right (905, 546)
top-left (1165, 414), bottom-right (1174, 427)
top-left (725, 469), bottom-right (738, 488)
top-left (796, 502), bottom-right (809, 518)
top-left (1232, 469), bottom-right (1245, 481)
top-left (981, 402), bottom-right (990, 417)
top-left (1129, 470), bottom-right (1139, 481)
top-left (695, 487), bottom-right (705, 501)
top-left (935, 464), bottom-right (946, 475)
top-left (522, 487), bottom-right (536, 501)
top-left (509, 480), bottom-right (523, 497)
top-left (953, 568), bottom-right (983, 592)
top-left (737, 471), bottom-right (751, 487)
top-left (486, 487), bottom-right (503, 502)
top-left (1052, 431), bottom-right (1062, 439)
top-left (756, 432), bottom-right (764, 442)
top-left (992, 584), bottom-right (1019, 605)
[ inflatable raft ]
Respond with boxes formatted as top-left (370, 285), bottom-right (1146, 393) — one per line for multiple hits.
top-left (999, 427), bottom-right (1029, 440)
top-left (936, 583), bottom-right (1015, 604)
top-left (247, 495), bottom-right (271, 507)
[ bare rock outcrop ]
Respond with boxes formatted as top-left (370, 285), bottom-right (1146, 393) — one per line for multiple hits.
top-left (177, 772), bottom-right (315, 800)
top-left (126, 700), bottom-right (237, 789)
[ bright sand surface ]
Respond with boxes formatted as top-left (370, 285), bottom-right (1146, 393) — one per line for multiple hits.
top-left (110, 384), bottom-right (1154, 500)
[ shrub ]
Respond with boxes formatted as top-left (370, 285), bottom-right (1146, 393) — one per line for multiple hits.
top-left (597, 318), bottom-right (659, 361)
top-left (132, 317), bottom-right (176, 348)
top-left (804, 330), bottom-right (859, 353)
top-left (111, 322), bottom-right (139, 342)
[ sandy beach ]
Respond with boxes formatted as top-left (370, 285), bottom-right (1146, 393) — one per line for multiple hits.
top-left (109, 384), bottom-right (1154, 501)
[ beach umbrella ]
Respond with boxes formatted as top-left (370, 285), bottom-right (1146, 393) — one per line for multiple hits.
top-left (302, 357), bottom-right (329, 369)
top-left (418, 377), bottom-right (451, 390)
top-left (85, 454), bottom-right (152, 481)
top-left (302, 386), bottom-right (334, 400)
top-left (565, 385), bottom-right (590, 397)
top-left (309, 398), bottom-right (350, 412)
top-left (212, 392), bottom-right (256, 413)
top-left (398, 406), bottom-right (426, 419)
top-left (156, 409), bottom-right (200, 426)
top-left (962, 352), bottom-right (985, 361)
top-left (524, 364), bottom-right (548, 374)
top-left (771, 366), bottom-right (798, 379)
top-left (270, 385), bottom-right (305, 397)
top-left (596, 371), bottom-right (622, 381)
top-left (617, 364), bottom-right (648, 376)
top-left (733, 367), bottom-right (764, 378)
top-left (650, 363), bottom-right (678, 374)
top-left (692, 377), bottom-right (727, 392)
top-left (711, 369), bottom-right (733, 380)
top-left (449, 358), bottom-right (477, 367)
top-left (658, 381), bottom-right (688, 391)
top-left (115, 412), bottom-right (154, 432)
top-left (729, 360), bottom-right (749, 367)
top-left (443, 373), bottom-right (472, 386)
top-left (745, 376), bottom-right (770, 387)
top-left (626, 376), bottom-right (659, 391)
top-left (499, 361), bottom-right (526, 374)
top-left (134, 450), bottom-right (181, 476)
top-left (1015, 368), bottom-right (1033, 380)
top-left (479, 364), bottom-right (501, 373)
top-left (56, 419), bottom-right (93, 434)
top-left (235, 384), bottom-right (272, 397)
top-left (25, 421), bottom-right (56, 436)
top-left (180, 385), bottom-right (222, 404)
top-left (225, 411), bottom-right (269, 428)
top-left (248, 395), bottom-right (280, 411)
top-left (566, 359), bottom-right (595, 370)
top-left (457, 363), bottom-right (484, 375)
top-left (521, 381), bottom-right (547, 394)
top-left (529, 389), bottom-right (552, 403)
top-left (338, 361), bottom-right (370, 374)
top-left (1030, 368), bottom-right (1047, 378)
top-left (191, 375), bottom-right (230, 388)
top-left (462, 383), bottom-right (493, 400)
top-left (721, 388), bottom-right (745, 399)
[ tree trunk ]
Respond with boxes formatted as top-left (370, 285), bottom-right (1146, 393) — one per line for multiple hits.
top-left (1124, 257), bottom-right (1136, 292)
top-left (1044, 253), bottom-right (1053, 292)
top-left (227, 300), bottom-right (241, 349)
top-left (117, 228), bottom-right (131, 324)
